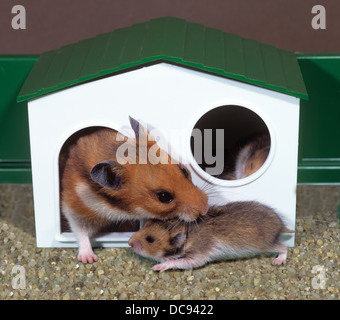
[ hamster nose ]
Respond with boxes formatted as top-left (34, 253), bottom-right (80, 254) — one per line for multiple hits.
top-left (129, 239), bottom-right (142, 251)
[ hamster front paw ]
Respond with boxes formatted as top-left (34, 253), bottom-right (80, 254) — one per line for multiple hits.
top-left (78, 249), bottom-right (98, 264)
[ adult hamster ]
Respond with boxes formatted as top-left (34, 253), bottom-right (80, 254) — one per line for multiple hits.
top-left (61, 117), bottom-right (208, 263)
top-left (129, 201), bottom-right (293, 271)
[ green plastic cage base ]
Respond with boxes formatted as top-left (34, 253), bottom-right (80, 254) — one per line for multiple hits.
top-left (296, 53), bottom-right (340, 185)
top-left (0, 55), bottom-right (37, 184)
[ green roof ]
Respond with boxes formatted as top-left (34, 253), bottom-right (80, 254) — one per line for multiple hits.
top-left (18, 17), bottom-right (307, 102)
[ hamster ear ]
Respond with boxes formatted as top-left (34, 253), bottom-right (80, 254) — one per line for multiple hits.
top-left (169, 232), bottom-right (186, 247)
top-left (128, 116), bottom-right (155, 144)
top-left (129, 116), bottom-right (144, 140)
top-left (90, 160), bottom-right (123, 189)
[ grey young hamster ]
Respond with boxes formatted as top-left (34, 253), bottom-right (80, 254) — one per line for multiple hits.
top-left (129, 201), bottom-right (294, 271)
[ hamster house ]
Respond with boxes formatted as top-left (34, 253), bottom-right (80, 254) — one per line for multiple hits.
top-left (18, 17), bottom-right (307, 248)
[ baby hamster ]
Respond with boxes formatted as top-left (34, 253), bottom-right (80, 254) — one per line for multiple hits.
top-left (129, 201), bottom-right (294, 271)
top-left (61, 116), bottom-right (208, 264)
top-left (234, 133), bottom-right (270, 179)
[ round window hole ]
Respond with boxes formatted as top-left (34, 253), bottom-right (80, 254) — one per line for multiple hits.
top-left (190, 105), bottom-right (272, 183)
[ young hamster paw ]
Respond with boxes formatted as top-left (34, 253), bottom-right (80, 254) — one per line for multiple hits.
top-left (152, 258), bottom-right (201, 272)
top-left (152, 262), bottom-right (171, 272)
top-left (78, 250), bottom-right (98, 264)
top-left (271, 245), bottom-right (288, 266)
top-left (272, 252), bottom-right (287, 266)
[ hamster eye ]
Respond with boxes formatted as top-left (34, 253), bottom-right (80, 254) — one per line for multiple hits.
top-left (146, 236), bottom-right (155, 243)
top-left (178, 165), bottom-right (189, 179)
top-left (156, 191), bottom-right (174, 204)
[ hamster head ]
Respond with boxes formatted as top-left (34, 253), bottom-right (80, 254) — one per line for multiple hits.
top-left (129, 219), bottom-right (187, 261)
top-left (90, 117), bottom-right (208, 221)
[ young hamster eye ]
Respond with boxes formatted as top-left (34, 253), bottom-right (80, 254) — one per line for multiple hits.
top-left (156, 191), bottom-right (174, 204)
top-left (146, 236), bottom-right (155, 243)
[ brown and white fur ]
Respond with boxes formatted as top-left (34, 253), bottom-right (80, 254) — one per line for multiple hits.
top-left (234, 133), bottom-right (270, 179)
top-left (61, 117), bottom-right (208, 264)
top-left (129, 201), bottom-right (294, 271)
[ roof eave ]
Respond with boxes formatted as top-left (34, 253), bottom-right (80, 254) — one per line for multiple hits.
top-left (18, 57), bottom-right (308, 102)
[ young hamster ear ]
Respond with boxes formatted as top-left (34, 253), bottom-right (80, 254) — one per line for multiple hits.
top-left (90, 160), bottom-right (123, 189)
top-left (169, 232), bottom-right (186, 247)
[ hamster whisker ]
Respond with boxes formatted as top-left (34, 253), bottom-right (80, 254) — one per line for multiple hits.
top-left (202, 185), bottom-right (216, 195)
top-left (200, 180), bottom-right (215, 193)
top-left (159, 225), bottom-right (173, 240)
top-left (159, 218), bottom-right (184, 240)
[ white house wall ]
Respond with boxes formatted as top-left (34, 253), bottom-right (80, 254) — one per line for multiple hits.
top-left (28, 63), bottom-right (299, 248)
